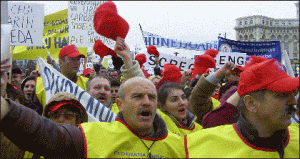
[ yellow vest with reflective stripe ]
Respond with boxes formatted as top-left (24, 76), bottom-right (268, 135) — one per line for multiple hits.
top-left (186, 124), bottom-right (299, 158)
top-left (35, 75), bottom-right (88, 108)
top-left (79, 119), bottom-right (186, 158)
top-left (157, 109), bottom-right (202, 137)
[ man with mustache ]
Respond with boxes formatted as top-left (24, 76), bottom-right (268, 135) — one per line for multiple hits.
top-left (0, 37), bottom-right (186, 158)
top-left (186, 59), bottom-right (299, 158)
top-left (31, 45), bottom-right (89, 114)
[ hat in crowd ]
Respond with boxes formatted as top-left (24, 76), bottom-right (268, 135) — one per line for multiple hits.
top-left (135, 54), bottom-right (147, 68)
top-left (192, 54), bottom-right (215, 75)
top-left (21, 76), bottom-right (36, 91)
top-left (93, 39), bottom-right (118, 58)
top-left (59, 45), bottom-right (85, 59)
top-left (147, 45), bottom-right (160, 57)
top-left (93, 1), bottom-right (129, 41)
top-left (238, 58), bottom-right (299, 96)
top-left (44, 92), bottom-right (88, 123)
top-left (156, 63), bottom-right (182, 90)
top-left (204, 49), bottom-right (219, 58)
top-left (83, 68), bottom-right (91, 77)
top-left (12, 68), bottom-right (22, 74)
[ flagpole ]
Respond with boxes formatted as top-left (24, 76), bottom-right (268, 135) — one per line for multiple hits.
top-left (139, 23), bottom-right (147, 49)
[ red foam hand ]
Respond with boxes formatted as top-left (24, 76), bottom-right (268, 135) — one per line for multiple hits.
top-left (94, 39), bottom-right (118, 58)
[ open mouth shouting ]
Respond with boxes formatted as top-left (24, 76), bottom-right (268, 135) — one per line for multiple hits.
top-left (138, 109), bottom-right (153, 120)
top-left (178, 107), bottom-right (186, 115)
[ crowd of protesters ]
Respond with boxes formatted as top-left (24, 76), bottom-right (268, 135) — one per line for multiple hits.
top-left (1, 1), bottom-right (299, 158)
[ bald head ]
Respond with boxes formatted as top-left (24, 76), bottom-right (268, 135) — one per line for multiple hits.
top-left (119, 77), bottom-right (156, 100)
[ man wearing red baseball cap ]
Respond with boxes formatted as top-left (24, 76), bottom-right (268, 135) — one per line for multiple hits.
top-left (31, 45), bottom-right (89, 114)
top-left (186, 58), bottom-right (299, 158)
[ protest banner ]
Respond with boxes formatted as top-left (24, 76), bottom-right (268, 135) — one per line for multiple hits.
top-left (12, 9), bottom-right (87, 60)
top-left (142, 31), bottom-right (218, 51)
top-left (140, 50), bottom-right (246, 74)
top-left (8, 2), bottom-right (44, 46)
top-left (1, 24), bottom-right (12, 72)
top-left (37, 57), bottom-right (116, 122)
top-left (218, 37), bottom-right (281, 62)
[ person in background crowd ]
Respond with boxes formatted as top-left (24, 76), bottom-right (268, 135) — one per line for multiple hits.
top-left (107, 69), bottom-right (121, 81)
top-left (11, 67), bottom-right (23, 90)
top-left (186, 59), bottom-right (299, 158)
top-left (153, 55), bottom-right (161, 76)
top-left (0, 36), bottom-right (186, 158)
top-left (20, 76), bottom-right (43, 115)
top-left (99, 64), bottom-right (107, 75)
top-left (110, 79), bottom-right (120, 103)
top-left (181, 69), bottom-right (192, 87)
top-left (218, 80), bottom-right (239, 101)
top-left (31, 45), bottom-right (89, 114)
top-left (149, 75), bottom-right (161, 86)
top-left (157, 82), bottom-right (202, 136)
top-left (86, 74), bottom-right (120, 114)
top-left (23, 91), bottom-right (88, 158)
top-left (190, 61), bottom-right (236, 125)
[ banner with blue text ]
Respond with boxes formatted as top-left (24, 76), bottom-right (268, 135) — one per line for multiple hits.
top-left (218, 37), bottom-right (281, 62)
top-left (142, 31), bottom-right (218, 51)
top-left (37, 57), bottom-right (116, 122)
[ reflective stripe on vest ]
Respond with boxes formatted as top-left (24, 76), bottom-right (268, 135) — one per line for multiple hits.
top-left (79, 119), bottom-right (186, 158)
top-left (157, 109), bottom-right (202, 137)
top-left (35, 75), bottom-right (89, 108)
top-left (186, 124), bottom-right (299, 158)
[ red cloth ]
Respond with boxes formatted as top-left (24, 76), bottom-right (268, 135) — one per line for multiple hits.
top-left (142, 68), bottom-right (149, 79)
top-left (93, 39), bottom-right (118, 58)
top-left (202, 102), bottom-right (238, 129)
top-left (204, 49), bottom-right (219, 58)
top-left (135, 54), bottom-right (147, 68)
top-left (147, 45), bottom-right (160, 57)
top-left (93, 1), bottom-right (129, 41)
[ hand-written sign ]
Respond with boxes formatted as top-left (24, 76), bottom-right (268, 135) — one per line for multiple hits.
top-left (8, 2), bottom-right (44, 46)
top-left (68, 1), bottom-right (115, 47)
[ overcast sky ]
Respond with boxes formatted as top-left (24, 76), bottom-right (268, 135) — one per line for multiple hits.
top-left (14, 1), bottom-right (299, 57)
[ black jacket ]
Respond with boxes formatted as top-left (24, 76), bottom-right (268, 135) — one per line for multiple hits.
top-left (0, 99), bottom-right (168, 158)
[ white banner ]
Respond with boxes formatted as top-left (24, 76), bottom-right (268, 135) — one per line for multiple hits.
top-left (68, 1), bottom-right (115, 48)
top-left (37, 57), bottom-right (116, 122)
top-left (142, 31), bottom-right (218, 51)
top-left (140, 50), bottom-right (246, 74)
top-left (8, 2), bottom-right (44, 46)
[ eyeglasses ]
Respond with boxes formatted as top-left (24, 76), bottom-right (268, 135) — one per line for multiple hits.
top-left (48, 112), bottom-right (76, 119)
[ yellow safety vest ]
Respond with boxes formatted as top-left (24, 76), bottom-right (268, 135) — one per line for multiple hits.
top-left (79, 119), bottom-right (186, 158)
top-left (211, 97), bottom-right (221, 110)
top-left (157, 109), bottom-right (202, 137)
top-left (186, 124), bottom-right (299, 158)
top-left (111, 103), bottom-right (119, 115)
top-left (35, 75), bottom-right (89, 108)
top-left (23, 151), bottom-right (44, 159)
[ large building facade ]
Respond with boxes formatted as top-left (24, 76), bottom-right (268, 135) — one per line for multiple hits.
top-left (234, 2), bottom-right (299, 72)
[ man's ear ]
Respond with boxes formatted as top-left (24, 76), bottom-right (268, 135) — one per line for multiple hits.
top-left (244, 95), bottom-right (257, 113)
top-left (116, 98), bottom-right (123, 111)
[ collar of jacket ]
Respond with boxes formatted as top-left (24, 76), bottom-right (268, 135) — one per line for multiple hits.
top-left (235, 114), bottom-right (288, 158)
top-left (162, 110), bottom-right (197, 129)
top-left (116, 112), bottom-right (168, 139)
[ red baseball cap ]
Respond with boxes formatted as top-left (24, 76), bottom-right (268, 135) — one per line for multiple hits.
top-left (93, 39), bottom-right (118, 58)
top-left (83, 68), bottom-right (91, 77)
top-left (48, 101), bottom-right (81, 113)
top-left (238, 59), bottom-right (299, 96)
top-left (59, 45), bottom-right (85, 59)
top-left (192, 54), bottom-right (215, 74)
top-left (93, 1), bottom-right (129, 41)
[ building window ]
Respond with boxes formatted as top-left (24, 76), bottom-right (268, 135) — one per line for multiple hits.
top-left (283, 30), bottom-right (285, 33)
top-left (277, 35), bottom-right (282, 41)
top-left (271, 35), bottom-right (276, 40)
top-left (250, 20), bottom-right (253, 24)
top-left (245, 21), bottom-right (247, 25)
top-left (275, 22), bottom-right (279, 26)
top-left (266, 21), bottom-right (269, 25)
top-left (289, 23), bottom-right (291, 26)
top-left (282, 22), bottom-right (285, 26)
top-left (277, 30), bottom-right (279, 33)
top-left (284, 35), bottom-right (289, 41)
top-left (244, 35), bottom-right (248, 40)
top-left (294, 42), bottom-right (298, 51)
top-left (250, 34), bottom-right (254, 40)
top-left (293, 35), bottom-right (298, 40)
top-left (239, 35), bottom-right (243, 41)
top-left (287, 30), bottom-right (289, 33)
top-left (239, 21), bottom-right (242, 25)
top-left (270, 21), bottom-right (273, 26)
top-left (262, 20), bottom-right (264, 24)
